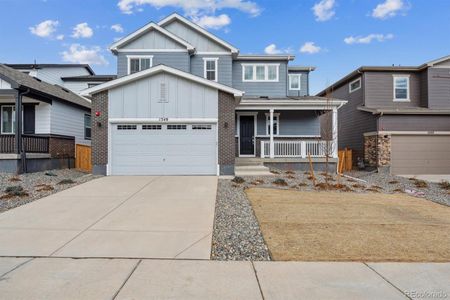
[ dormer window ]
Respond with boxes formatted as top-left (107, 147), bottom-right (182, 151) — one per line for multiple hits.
top-left (127, 55), bottom-right (153, 75)
top-left (289, 74), bottom-right (301, 90)
top-left (203, 58), bottom-right (218, 82)
top-left (349, 77), bottom-right (361, 93)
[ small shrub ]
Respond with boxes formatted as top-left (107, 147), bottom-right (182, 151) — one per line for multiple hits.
top-left (365, 188), bottom-right (380, 193)
top-left (307, 175), bottom-right (314, 181)
top-left (57, 179), bottom-right (76, 185)
top-left (36, 184), bottom-right (54, 192)
top-left (9, 177), bottom-right (21, 182)
top-left (4, 186), bottom-right (28, 197)
top-left (315, 182), bottom-right (328, 190)
top-left (231, 176), bottom-right (245, 184)
top-left (388, 180), bottom-right (399, 184)
top-left (371, 185), bottom-right (383, 190)
top-left (45, 171), bottom-right (57, 177)
top-left (270, 170), bottom-right (280, 175)
top-left (298, 182), bottom-right (307, 187)
top-left (286, 175), bottom-right (295, 179)
top-left (393, 188), bottom-right (404, 193)
top-left (346, 178), bottom-right (356, 183)
top-left (273, 178), bottom-right (288, 186)
top-left (413, 180), bottom-right (428, 188)
top-left (352, 183), bottom-right (365, 189)
top-left (0, 194), bottom-right (14, 200)
top-left (439, 181), bottom-right (450, 190)
top-left (285, 170), bottom-right (295, 175)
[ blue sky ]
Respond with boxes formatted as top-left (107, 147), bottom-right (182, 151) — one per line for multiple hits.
top-left (1, 0), bottom-right (449, 94)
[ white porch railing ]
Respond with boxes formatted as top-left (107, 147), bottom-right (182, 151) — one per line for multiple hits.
top-left (261, 140), bottom-right (333, 158)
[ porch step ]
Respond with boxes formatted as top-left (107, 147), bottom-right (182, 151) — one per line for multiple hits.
top-left (235, 158), bottom-right (264, 166)
top-left (235, 165), bottom-right (273, 176)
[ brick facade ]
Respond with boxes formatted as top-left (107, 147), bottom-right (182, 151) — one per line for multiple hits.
top-left (364, 133), bottom-right (391, 168)
top-left (48, 136), bottom-right (75, 158)
top-left (91, 91), bottom-right (109, 175)
top-left (218, 91), bottom-right (236, 175)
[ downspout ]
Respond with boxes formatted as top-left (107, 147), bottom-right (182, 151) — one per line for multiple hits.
top-left (16, 88), bottom-right (31, 174)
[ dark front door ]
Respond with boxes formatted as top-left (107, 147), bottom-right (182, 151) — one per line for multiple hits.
top-left (239, 115), bottom-right (255, 155)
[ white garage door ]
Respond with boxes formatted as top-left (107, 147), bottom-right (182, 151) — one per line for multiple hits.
top-left (110, 123), bottom-right (217, 175)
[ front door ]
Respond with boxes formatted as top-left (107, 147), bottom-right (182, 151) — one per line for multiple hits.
top-left (239, 115), bottom-right (255, 156)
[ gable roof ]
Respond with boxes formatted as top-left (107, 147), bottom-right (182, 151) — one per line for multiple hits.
top-left (235, 55), bottom-right (295, 61)
top-left (109, 22), bottom-right (195, 53)
top-left (61, 74), bottom-right (117, 82)
top-left (6, 64), bottom-right (95, 75)
top-left (80, 64), bottom-right (244, 99)
top-left (0, 64), bottom-right (91, 109)
top-left (420, 54), bottom-right (450, 68)
top-left (158, 13), bottom-right (239, 54)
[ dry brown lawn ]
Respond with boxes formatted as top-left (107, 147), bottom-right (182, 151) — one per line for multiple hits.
top-left (246, 188), bottom-right (450, 262)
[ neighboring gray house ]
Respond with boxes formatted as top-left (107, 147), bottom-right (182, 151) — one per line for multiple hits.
top-left (6, 64), bottom-right (116, 94)
top-left (318, 56), bottom-right (450, 175)
top-left (0, 64), bottom-right (91, 173)
top-left (82, 13), bottom-right (346, 176)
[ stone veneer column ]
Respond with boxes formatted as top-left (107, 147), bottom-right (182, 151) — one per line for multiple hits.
top-left (377, 134), bottom-right (391, 167)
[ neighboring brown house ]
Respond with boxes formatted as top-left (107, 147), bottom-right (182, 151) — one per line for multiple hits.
top-left (318, 55), bottom-right (450, 175)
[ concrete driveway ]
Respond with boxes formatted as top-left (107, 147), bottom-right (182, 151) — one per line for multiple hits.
top-left (0, 176), bottom-right (217, 259)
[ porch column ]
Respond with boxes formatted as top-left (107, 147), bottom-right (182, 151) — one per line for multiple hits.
top-left (269, 108), bottom-right (274, 159)
top-left (15, 92), bottom-right (22, 155)
top-left (332, 107), bottom-right (338, 158)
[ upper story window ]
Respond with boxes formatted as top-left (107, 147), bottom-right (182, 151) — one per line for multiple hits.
top-left (203, 58), bottom-right (218, 82)
top-left (289, 74), bottom-right (301, 90)
top-left (393, 75), bottom-right (410, 101)
top-left (84, 114), bottom-right (91, 140)
top-left (127, 55), bottom-right (153, 75)
top-left (349, 77), bottom-right (361, 93)
top-left (242, 64), bottom-right (279, 82)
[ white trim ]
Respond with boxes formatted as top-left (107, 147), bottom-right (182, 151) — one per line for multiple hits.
top-left (242, 63), bottom-right (280, 82)
top-left (393, 75), bottom-right (410, 102)
top-left (157, 13), bottom-right (239, 54)
top-left (265, 113), bottom-right (280, 136)
top-left (236, 112), bottom-right (257, 157)
top-left (203, 57), bottom-right (219, 82)
top-left (116, 49), bottom-right (187, 53)
top-left (364, 131), bottom-right (450, 136)
top-left (127, 55), bottom-right (153, 75)
top-left (109, 118), bottom-right (218, 124)
top-left (0, 105), bottom-right (15, 134)
top-left (424, 55), bottom-right (450, 67)
top-left (196, 51), bottom-right (231, 55)
top-left (256, 135), bottom-right (321, 138)
top-left (81, 65), bottom-right (244, 98)
top-left (110, 22), bottom-right (195, 52)
top-left (349, 77), bottom-right (361, 93)
top-left (288, 74), bottom-right (301, 90)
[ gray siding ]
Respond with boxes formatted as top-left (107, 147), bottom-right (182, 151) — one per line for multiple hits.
top-left (287, 71), bottom-right (309, 97)
top-left (36, 67), bottom-right (90, 86)
top-left (121, 30), bottom-right (185, 50)
top-left (109, 72), bottom-right (218, 119)
top-left (117, 51), bottom-right (190, 78)
top-left (190, 55), bottom-right (232, 86)
top-left (163, 20), bottom-right (230, 52)
top-left (420, 69), bottom-right (429, 107)
top-left (427, 68), bottom-right (450, 109)
top-left (50, 101), bottom-right (91, 145)
top-left (378, 115), bottom-right (450, 131)
top-left (255, 110), bottom-right (320, 136)
top-left (232, 61), bottom-right (288, 97)
top-left (364, 71), bottom-right (421, 108)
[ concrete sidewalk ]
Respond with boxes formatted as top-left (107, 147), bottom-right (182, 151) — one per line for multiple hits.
top-left (0, 258), bottom-right (448, 299)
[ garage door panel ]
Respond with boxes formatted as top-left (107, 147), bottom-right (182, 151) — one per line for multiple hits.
top-left (391, 135), bottom-right (450, 175)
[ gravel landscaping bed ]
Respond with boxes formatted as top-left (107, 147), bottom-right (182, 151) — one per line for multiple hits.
top-left (0, 169), bottom-right (100, 213)
top-left (212, 168), bottom-right (449, 260)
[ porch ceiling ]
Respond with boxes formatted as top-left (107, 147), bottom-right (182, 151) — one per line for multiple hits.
top-left (237, 96), bottom-right (347, 110)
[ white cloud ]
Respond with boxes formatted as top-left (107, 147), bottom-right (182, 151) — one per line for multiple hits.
top-left (344, 33), bottom-right (394, 44)
top-left (61, 44), bottom-right (108, 65)
top-left (29, 20), bottom-right (59, 38)
top-left (264, 44), bottom-right (282, 54)
top-left (56, 34), bottom-right (65, 41)
top-left (111, 24), bottom-right (124, 33)
top-left (117, 0), bottom-right (261, 17)
top-left (312, 0), bottom-right (335, 22)
top-left (300, 42), bottom-right (322, 54)
top-left (372, 0), bottom-right (406, 19)
top-left (72, 23), bottom-right (94, 39)
top-left (193, 14), bottom-right (231, 29)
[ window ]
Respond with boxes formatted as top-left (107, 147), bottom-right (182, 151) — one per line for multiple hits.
top-left (265, 113), bottom-right (280, 135)
top-left (142, 124), bottom-right (162, 130)
top-left (242, 64), bottom-right (279, 82)
top-left (192, 124), bottom-right (212, 130)
top-left (289, 74), bottom-right (301, 90)
top-left (127, 56), bottom-right (153, 74)
top-left (393, 76), bottom-right (410, 101)
top-left (167, 124), bottom-right (187, 130)
top-left (203, 58), bottom-right (218, 81)
top-left (84, 114), bottom-right (91, 140)
top-left (1, 106), bottom-right (15, 134)
top-left (349, 77), bottom-right (361, 93)
top-left (117, 124), bottom-right (137, 130)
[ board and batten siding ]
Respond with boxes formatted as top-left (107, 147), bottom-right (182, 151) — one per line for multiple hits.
top-left (50, 101), bottom-right (91, 145)
top-left (232, 61), bottom-right (288, 97)
top-left (120, 29), bottom-right (186, 50)
top-left (287, 71), bottom-right (309, 97)
top-left (117, 52), bottom-right (190, 78)
top-left (108, 72), bottom-right (218, 120)
top-left (364, 71), bottom-right (421, 108)
top-left (35, 102), bottom-right (51, 134)
top-left (0, 78), bottom-right (12, 89)
top-left (190, 55), bottom-right (232, 86)
top-left (427, 68), bottom-right (450, 109)
top-left (253, 110), bottom-right (320, 136)
top-left (162, 20), bottom-right (230, 52)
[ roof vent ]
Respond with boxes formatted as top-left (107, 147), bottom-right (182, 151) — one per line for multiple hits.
top-left (259, 96), bottom-right (269, 99)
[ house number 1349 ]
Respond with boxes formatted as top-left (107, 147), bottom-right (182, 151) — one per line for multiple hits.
top-left (159, 117), bottom-right (168, 122)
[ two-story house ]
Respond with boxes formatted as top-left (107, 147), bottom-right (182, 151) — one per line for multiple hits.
top-left (318, 56), bottom-right (450, 175)
top-left (82, 13), bottom-right (346, 176)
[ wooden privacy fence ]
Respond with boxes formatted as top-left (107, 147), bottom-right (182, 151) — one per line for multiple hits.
top-left (338, 148), bottom-right (353, 173)
top-left (75, 144), bottom-right (92, 172)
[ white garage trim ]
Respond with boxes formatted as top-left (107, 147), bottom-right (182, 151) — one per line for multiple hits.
top-left (109, 118), bottom-right (218, 124)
